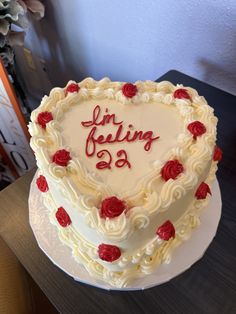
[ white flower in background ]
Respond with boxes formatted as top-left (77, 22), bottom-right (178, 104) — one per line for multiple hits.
top-left (0, 0), bottom-right (45, 66)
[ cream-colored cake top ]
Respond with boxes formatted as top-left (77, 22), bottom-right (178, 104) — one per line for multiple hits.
top-left (60, 98), bottom-right (181, 195)
top-left (29, 78), bottom-right (217, 217)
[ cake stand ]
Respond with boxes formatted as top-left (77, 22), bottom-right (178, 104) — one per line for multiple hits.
top-left (29, 173), bottom-right (222, 291)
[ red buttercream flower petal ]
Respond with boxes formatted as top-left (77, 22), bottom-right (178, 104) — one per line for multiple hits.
top-left (195, 182), bottom-right (211, 200)
top-left (156, 220), bottom-right (175, 241)
top-left (122, 83), bottom-right (137, 98)
top-left (173, 88), bottom-right (191, 100)
top-left (98, 243), bottom-right (121, 262)
top-left (100, 196), bottom-right (126, 218)
top-left (213, 146), bottom-right (223, 161)
top-left (37, 111), bottom-right (53, 129)
top-left (65, 83), bottom-right (80, 95)
top-left (36, 175), bottom-right (48, 192)
top-left (55, 207), bottom-right (71, 227)
top-left (161, 160), bottom-right (184, 181)
top-left (52, 149), bottom-right (71, 167)
top-left (187, 121), bottom-right (206, 139)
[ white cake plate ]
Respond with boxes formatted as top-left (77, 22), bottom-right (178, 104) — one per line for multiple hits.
top-left (29, 174), bottom-right (222, 291)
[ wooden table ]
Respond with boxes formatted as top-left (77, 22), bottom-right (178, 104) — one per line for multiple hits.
top-left (0, 71), bottom-right (235, 314)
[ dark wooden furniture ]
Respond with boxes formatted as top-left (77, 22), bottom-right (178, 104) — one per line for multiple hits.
top-left (0, 71), bottom-right (235, 314)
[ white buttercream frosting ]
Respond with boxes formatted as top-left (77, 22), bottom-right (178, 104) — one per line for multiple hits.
top-left (29, 78), bottom-right (219, 287)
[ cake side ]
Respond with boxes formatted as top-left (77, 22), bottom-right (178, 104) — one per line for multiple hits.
top-left (39, 159), bottom-right (218, 287)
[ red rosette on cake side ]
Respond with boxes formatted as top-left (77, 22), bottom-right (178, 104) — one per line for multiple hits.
top-left (56, 207), bottom-right (71, 227)
top-left (195, 182), bottom-right (211, 200)
top-left (98, 243), bottom-right (121, 262)
top-left (213, 146), bottom-right (223, 162)
top-left (156, 220), bottom-right (175, 241)
top-left (36, 175), bottom-right (48, 192)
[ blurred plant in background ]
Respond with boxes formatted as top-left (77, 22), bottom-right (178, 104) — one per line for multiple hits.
top-left (0, 0), bottom-right (45, 66)
top-left (0, 0), bottom-right (45, 118)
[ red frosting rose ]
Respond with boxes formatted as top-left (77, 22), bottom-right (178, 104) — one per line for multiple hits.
top-left (213, 146), bottom-right (222, 161)
top-left (161, 160), bottom-right (184, 181)
top-left (187, 121), bottom-right (206, 139)
top-left (195, 182), bottom-right (211, 200)
top-left (36, 175), bottom-right (48, 192)
top-left (37, 111), bottom-right (53, 129)
top-left (122, 83), bottom-right (137, 98)
top-left (52, 149), bottom-right (71, 166)
top-left (100, 196), bottom-right (126, 218)
top-left (173, 88), bottom-right (191, 100)
top-left (55, 207), bottom-right (71, 227)
top-left (65, 83), bottom-right (80, 95)
top-left (98, 243), bottom-right (121, 262)
top-left (156, 220), bottom-right (175, 241)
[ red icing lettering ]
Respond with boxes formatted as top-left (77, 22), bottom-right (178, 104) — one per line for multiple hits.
top-left (115, 150), bottom-right (131, 168)
top-left (81, 105), bottom-right (160, 170)
top-left (143, 131), bottom-right (160, 151)
top-left (97, 134), bottom-right (105, 144)
top-left (85, 127), bottom-right (96, 156)
top-left (96, 150), bottom-right (112, 169)
top-left (81, 105), bottom-right (123, 127)
top-left (84, 124), bottom-right (159, 158)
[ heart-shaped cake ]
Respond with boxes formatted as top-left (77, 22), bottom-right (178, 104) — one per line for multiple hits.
top-left (29, 78), bottom-right (222, 287)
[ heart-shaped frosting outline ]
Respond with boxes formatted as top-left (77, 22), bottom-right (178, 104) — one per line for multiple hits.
top-left (29, 78), bottom-right (217, 240)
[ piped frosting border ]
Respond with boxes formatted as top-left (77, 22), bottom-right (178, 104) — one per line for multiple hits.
top-left (28, 78), bottom-right (217, 240)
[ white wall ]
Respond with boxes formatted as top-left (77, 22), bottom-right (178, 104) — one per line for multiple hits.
top-left (15, 0), bottom-right (236, 106)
